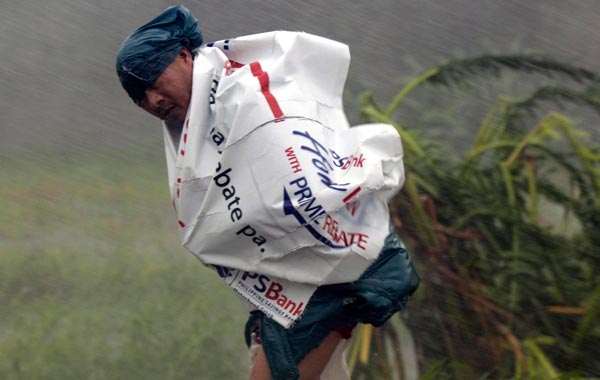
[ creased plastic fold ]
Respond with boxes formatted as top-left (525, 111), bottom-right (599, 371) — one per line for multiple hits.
top-left (162, 31), bottom-right (405, 327)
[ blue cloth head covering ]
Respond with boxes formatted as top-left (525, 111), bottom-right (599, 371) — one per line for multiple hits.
top-left (116, 5), bottom-right (203, 104)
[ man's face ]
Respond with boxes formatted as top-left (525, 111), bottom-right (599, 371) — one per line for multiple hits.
top-left (139, 48), bottom-right (193, 125)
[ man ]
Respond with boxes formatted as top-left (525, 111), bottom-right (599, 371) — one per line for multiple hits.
top-left (116, 5), bottom-right (419, 380)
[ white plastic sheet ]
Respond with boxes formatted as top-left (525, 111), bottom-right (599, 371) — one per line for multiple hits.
top-left (163, 31), bottom-right (405, 327)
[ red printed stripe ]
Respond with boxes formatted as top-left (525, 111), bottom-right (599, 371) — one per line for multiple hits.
top-left (343, 187), bottom-right (362, 203)
top-left (229, 60), bottom-right (244, 69)
top-left (178, 220), bottom-right (186, 228)
top-left (249, 62), bottom-right (284, 118)
top-left (225, 59), bottom-right (245, 76)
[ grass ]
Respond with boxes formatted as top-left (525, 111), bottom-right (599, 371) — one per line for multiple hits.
top-left (0, 149), bottom-right (249, 380)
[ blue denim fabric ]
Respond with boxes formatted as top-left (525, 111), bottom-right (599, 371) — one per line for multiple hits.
top-left (244, 227), bottom-right (420, 380)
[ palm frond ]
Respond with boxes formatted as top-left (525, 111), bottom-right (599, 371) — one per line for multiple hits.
top-left (427, 54), bottom-right (598, 87)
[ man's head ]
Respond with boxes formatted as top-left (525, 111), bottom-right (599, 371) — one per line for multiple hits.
top-left (138, 47), bottom-right (193, 124)
top-left (116, 5), bottom-right (202, 125)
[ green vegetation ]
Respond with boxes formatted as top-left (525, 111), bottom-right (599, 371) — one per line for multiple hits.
top-left (0, 152), bottom-right (249, 380)
top-left (351, 55), bottom-right (600, 379)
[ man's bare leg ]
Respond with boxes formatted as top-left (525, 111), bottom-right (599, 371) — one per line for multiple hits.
top-left (249, 331), bottom-right (343, 380)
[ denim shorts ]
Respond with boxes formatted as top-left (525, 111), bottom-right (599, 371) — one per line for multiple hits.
top-left (244, 227), bottom-right (420, 380)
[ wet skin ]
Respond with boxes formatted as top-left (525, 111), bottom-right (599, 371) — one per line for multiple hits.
top-left (139, 48), bottom-right (193, 125)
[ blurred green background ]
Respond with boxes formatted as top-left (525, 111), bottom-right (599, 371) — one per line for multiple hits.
top-left (1, 1), bottom-right (599, 379)
top-left (0, 152), bottom-right (249, 379)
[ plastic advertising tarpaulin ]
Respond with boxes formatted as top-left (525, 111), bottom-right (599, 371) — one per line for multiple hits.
top-left (162, 31), bottom-right (405, 327)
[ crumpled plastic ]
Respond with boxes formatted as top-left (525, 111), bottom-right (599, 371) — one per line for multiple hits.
top-left (162, 31), bottom-right (406, 327)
